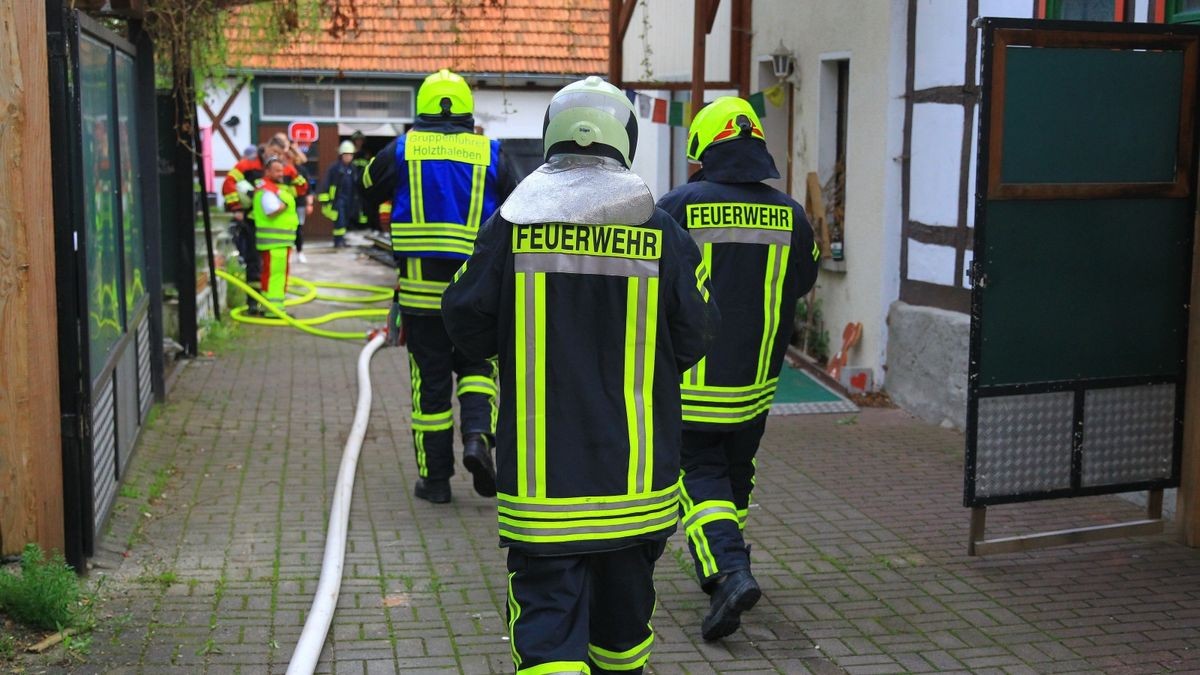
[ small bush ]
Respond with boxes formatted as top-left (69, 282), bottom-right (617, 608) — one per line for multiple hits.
top-left (0, 544), bottom-right (82, 631)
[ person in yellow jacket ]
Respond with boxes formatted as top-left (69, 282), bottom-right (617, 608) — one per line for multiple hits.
top-left (253, 157), bottom-right (300, 313)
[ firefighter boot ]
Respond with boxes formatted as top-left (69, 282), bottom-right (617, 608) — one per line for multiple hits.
top-left (414, 478), bottom-right (451, 504)
top-left (462, 434), bottom-right (497, 497)
top-left (701, 569), bottom-right (761, 641)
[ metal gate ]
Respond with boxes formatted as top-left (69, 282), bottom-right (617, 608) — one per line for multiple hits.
top-left (47, 7), bottom-right (160, 566)
top-left (966, 18), bottom-right (1200, 553)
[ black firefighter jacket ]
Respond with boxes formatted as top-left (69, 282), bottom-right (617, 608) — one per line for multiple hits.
top-left (657, 139), bottom-right (819, 431)
top-left (443, 208), bottom-right (719, 555)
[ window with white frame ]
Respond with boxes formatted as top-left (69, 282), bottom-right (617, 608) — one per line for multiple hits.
top-left (260, 84), bottom-right (414, 122)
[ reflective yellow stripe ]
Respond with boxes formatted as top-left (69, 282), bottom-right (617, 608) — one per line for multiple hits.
top-left (681, 400), bottom-right (772, 424)
top-left (224, 193), bottom-right (241, 205)
top-left (515, 273), bottom-right (530, 495)
top-left (397, 293), bottom-right (441, 310)
top-left (467, 163), bottom-right (487, 228)
top-left (408, 160), bottom-right (424, 223)
top-left (507, 572), bottom-right (522, 669)
top-left (681, 378), bottom-right (779, 402)
top-left (684, 500), bottom-right (739, 532)
top-left (453, 260), bottom-right (468, 283)
top-left (398, 277), bottom-right (449, 294)
top-left (757, 244), bottom-right (788, 382)
top-left (812, 240), bottom-right (821, 261)
top-left (498, 504), bottom-right (677, 543)
top-left (457, 375), bottom-right (497, 398)
top-left (412, 409), bottom-right (453, 432)
top-left (498, 484), bottom-right (677, 519)
top-left (679, 479), bottom-right (718, 577)
top-left (684, 242), bottom-right (713, 387)
top-left (228, 168), bottom-right (244, 182)
top-left (695, 258), bottom-right (711, 302)
top-left (362, 156), bottom-right (376, 189)
top-left (409, 354), bottom-right (428, 476)
top-left (533, 273), bottom-right (547, 496)
top-left (517, 662), bottom-right (590, 675)
top-left (588, 633), bottom-right (654, 671)
top-left (624, 277), bottom-right (640, 494)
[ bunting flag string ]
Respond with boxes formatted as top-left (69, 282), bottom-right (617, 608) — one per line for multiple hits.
top-left (626, 84), bottom-right (788, 129)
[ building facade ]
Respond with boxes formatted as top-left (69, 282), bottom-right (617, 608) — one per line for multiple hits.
top-left (622, 0), bottom-right (1182, 429)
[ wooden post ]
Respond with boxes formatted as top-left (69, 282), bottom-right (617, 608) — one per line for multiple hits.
top-left (690, 0), bottom-right (709, 131)
top-left (0, 0), bottom-right (65, 555)
top-left (1178, 213), bottom-right (1200, 546)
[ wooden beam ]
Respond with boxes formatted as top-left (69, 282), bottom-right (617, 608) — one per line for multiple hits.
top-left (690, 0), bottom-right (712, 136)
top-left (1180, 211), bottom-right (1200, 546)
top-left (703, 0), bottom-right (721, 34)
top-left (0, 0), bottom-right (64, 555)
top-left (609, 0), bottom-right (639, 85)
top-left (609, 0), bottom-right (623, 85)
top-left (616, 0), bottom-right (638, 40)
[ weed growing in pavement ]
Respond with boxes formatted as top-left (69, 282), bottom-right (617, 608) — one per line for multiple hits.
top-left (136, 570), bottom-right (179, 588)
top-left (0, 545), bottom-right (87, 631)
top-left (118, 484), bottom-right (142, 499)
top-left (199, 316), bottom-right (242, 354)
top-left (196, 637), bottom-right (223, 656)
top-left (61, 629), bottom-right (92, 661)
top-left (146, 466), bottom-right (175, 503)
top-left (670, 544), bottom-right (694, 578)
top-left (0, 634), bottom-right (15, 660)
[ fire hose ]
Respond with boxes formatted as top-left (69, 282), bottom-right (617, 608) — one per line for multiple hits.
top-left (213, 270), bottom-right (400, 673)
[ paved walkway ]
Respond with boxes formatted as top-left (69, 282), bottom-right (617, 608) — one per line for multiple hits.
top-left (65, 245), bottom-right (1200, 674)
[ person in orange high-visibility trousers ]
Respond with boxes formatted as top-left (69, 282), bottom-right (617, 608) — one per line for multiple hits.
top-left (253, 156), bottom-right (300, 314)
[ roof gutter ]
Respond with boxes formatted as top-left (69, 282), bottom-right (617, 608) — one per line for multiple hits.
top-left (247, 69), bottom-right (597, 88)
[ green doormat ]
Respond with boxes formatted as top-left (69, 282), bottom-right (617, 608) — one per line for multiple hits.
top-left (769, 365), bottom-right (858, 415)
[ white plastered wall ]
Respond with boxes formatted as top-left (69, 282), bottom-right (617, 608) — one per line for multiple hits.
top-left (473, 89), bottom-right (555, 139)
top-left (200, 78), bottom-right (253, 174)
top-left (751, 0), bottom-right (906, 385)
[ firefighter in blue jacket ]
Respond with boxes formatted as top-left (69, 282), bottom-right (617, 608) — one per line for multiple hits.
top-left (443, 77), bottom-right (719, 674)
top-left (362, 70), bottom-right (518, 504)
top-left (657, 96), bottom-right (819, 642)
top-left (319, 140), bottom-right (358, 248)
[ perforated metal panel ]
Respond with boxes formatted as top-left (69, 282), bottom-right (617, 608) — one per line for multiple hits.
top-left (974, 392), bottom-right (1075, 498)
top-left (1082, 384), bottom-right (1176, 487)
top-left (92, 377), bottom-right (117, 531)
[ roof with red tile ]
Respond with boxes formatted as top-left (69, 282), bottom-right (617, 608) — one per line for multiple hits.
top-left (226, 0), bottom-right (610, 76)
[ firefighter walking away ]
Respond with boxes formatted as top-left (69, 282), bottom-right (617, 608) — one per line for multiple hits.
top-left (363, 69), bottom-right (517, 504)
top-left (657, 96), bottom-right (820, 641)
top-left (443, 76), bottom-right (719, 674)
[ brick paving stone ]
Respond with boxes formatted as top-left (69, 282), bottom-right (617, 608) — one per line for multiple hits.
top-left (56, 248), bottom-right (1200, 674)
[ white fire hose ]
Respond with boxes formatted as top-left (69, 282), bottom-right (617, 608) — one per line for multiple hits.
top-left (287, 332), bottom-right (387, 674)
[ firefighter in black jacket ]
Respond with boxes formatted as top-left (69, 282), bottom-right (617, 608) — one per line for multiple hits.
top-left (657, 96), bottom-right (820, 642)
top-left (362, 70), bottom-right (518, 504)
top-left (443, 76), bottom-right (719, 674)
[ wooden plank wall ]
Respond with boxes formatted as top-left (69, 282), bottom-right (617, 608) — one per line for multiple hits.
top-left (0, 1), bottom-right (64, 555)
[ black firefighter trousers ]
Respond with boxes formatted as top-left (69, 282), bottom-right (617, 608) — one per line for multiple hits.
top-left (679, 416), bottom-right (768, 591)
top-left (506, 541), bottom-right (665, 674)
top-left (403, 313), bottom-right (497, 481)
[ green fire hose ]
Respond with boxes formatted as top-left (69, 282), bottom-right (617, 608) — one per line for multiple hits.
top-left (215, 269), bottom-right (393, 341)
